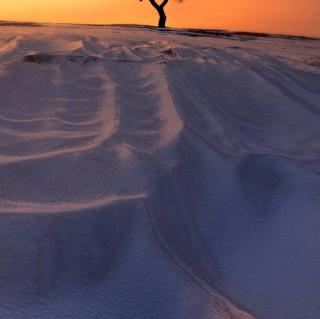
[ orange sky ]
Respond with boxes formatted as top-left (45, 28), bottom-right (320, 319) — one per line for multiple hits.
top-left (1, 0), bottom-right (319, 37)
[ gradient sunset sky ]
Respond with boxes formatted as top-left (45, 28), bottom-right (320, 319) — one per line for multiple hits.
top-left (1, 0), bottom-right (319, 37)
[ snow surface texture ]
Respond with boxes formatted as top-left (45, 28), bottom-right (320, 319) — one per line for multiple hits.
top-left (0, 24), bottom-right (320, 319)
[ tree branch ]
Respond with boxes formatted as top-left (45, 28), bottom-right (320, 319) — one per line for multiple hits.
top-left (160, 0), bottom-right (169, 8)
top-left (148, 0), bottom-right (160, 9)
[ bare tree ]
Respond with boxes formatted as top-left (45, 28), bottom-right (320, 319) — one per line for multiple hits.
top-left (139, 0), bottom-right (183, 28)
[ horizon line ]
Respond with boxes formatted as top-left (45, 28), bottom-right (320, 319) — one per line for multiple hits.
top-left (0, 19), bottom-right (319, 40)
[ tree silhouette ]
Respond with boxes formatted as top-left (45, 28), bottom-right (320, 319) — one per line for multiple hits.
top-left (139, 0), bottom-right (183, 28)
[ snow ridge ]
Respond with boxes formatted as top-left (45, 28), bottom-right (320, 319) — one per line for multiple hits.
top-left (0, 25), bottom-right (320, 319)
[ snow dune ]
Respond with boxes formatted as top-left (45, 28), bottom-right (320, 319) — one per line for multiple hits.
top-left (0, 24), bottom-right (320, 319)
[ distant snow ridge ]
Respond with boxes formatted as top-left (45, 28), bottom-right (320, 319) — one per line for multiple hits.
top-left (306, 56), bottom-right (320, 67)
top-left (23, 53), bottom-right (100, 65)
top-left (0, 25), bottom-right (320, 319)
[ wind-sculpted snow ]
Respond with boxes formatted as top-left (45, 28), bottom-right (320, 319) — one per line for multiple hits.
top-left (0, 25), bottom-right (320, 319)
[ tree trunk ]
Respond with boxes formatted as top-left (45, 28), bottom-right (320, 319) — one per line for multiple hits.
top-left (157, 7), bottom-right (167, 28)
